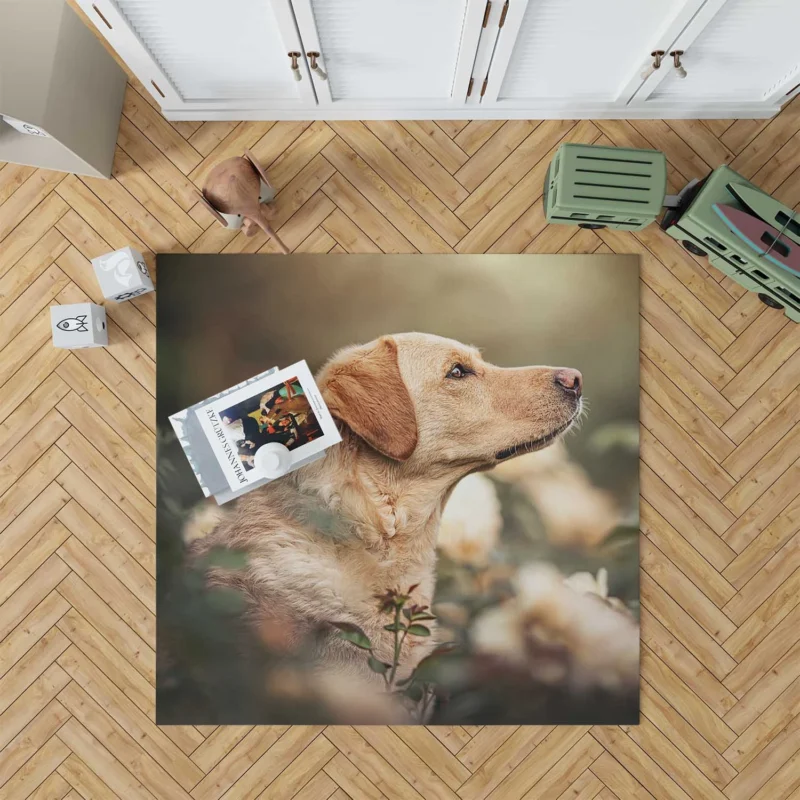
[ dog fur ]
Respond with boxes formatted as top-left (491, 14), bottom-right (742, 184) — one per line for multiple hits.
top-left (189, 333), bottom-right (583, 686)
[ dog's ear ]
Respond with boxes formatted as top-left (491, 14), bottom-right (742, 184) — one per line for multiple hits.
top-left (322, 337), bottom-right (418, 461)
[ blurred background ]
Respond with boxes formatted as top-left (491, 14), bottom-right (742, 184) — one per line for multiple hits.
top-left (157, 254), bottom-right (640, 725)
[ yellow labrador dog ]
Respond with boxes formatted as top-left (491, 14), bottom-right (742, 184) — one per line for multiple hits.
top-left (191, 333), bottom-right (583, 686)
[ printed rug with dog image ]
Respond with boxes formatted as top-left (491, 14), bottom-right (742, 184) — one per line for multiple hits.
top-left (156, 253), bottom-right (640, 726)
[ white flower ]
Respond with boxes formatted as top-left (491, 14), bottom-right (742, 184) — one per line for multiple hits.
top-left (183, 502), bottom-right (226, 542)
top-left (438, 473), bottom-right (502, 566)
top-left (496, 446), bottom-right (618, 548)
top-left (492, 439), bottom-right (569, 480)
top-left (564, 567), bottom-right (608, 598)
top-left (471, 563), bottom-right (638, 691)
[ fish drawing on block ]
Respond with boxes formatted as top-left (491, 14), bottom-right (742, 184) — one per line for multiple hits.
top-left (712, 204), bottom-right (800, 276)
top-left (56, 315), bottom-right (89, 332)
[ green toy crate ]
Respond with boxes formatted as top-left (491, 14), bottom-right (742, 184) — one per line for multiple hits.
top-left (660, 165), bottom-right (800, 323)
top-left (544, 143), bottom-right (667, 231)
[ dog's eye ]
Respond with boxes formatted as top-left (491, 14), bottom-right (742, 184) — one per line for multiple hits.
top-left (446, 363), bottom-right (471, 379)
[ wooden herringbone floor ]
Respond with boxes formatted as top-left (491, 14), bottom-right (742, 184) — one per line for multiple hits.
top-left (2, 71), bottom-right (800, 798)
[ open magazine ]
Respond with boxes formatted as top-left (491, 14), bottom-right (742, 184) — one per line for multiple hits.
top-left (169, 361), bottom-right (341, 504)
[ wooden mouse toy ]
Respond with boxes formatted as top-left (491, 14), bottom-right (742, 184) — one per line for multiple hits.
top-left (198, 149), bottom-right (289, 254)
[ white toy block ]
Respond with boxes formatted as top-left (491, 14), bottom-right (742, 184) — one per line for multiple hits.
top-left (91, 246), bottom-right (154, 302)
top-left (51, 303), bottom-right (107, 349)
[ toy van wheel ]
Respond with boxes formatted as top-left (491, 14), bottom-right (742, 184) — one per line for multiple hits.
top-left (682, 240), bottom-right (707, 257)
top-left (758, 293), bottom-right (784, 310)
top-left (578, 223), bottom-right (606, 229)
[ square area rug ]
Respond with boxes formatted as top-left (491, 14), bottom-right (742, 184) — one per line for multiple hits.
top-left (156, 254), bottom-right (640, 725)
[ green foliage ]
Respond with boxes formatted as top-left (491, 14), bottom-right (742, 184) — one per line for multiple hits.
top-left (383, 622), bottom-right (406, 633)
top-left (404, 682), bottom-right (424, 702)
top-left (199, 547), bottom-right (249, 571)
top-left (332, 622), bottom-right (372, 650)
top-left (333, 584), bottom-right (440, 716)
top-left (206, 587), bottom-right (248, 614)
top-left (589, 422), bottom-right (639, 453)
top-left (368, 656), bottom-right (390, 674)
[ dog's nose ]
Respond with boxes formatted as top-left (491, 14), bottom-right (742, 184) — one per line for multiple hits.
top-left (554, 368), bottom-right (582, 398)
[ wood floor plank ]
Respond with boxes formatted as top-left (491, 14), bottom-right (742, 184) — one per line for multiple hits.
top-left (0, 169), bottom-right (65, 243)
top-left (400, 121), bottom-right (469, 174)
top-left (57, 645), bottom-right (204, 789)
top-left (295, 226), bottom-right (339, 253)
top-left (364, 120), bottom-right (469, 210)
top-left (454, 121), bottom-right (539, 192)
top-left (630, 120), bottom-right (712, 182)
top-left (0, 673), bottom-right (70, 786)
top-left (591, 725), bottom-right (693, 800)
top-left (189, 726), bottom-right (288, 800)
top-left (56, 394), bottom-right (154, 503)
top-left (722, 498), bottom-right (800, 590)
top-left (0, 481), bottom-right (70, 569)
top-left (725, 560), bottom-right (800, 655)
top-left (0, 228), bottom-right (68, 317)
top-left (56, 532), bottom-right (154, 641)
top-left (55, 174), bottom-right (149, 257)
top-left (323, 138), bottom-right (451, 253)
top-left (454, 121), bottom-right (506, 155)
top-left (321, 175), bottom-right (414, 253)
top-left (322, 752), bottom-right (386, 800)
top-left (0, 518), bottom-right (72, 607)
top-left (433, 119), bottom-right (470, 138)
top-left (57, 720), bottom-right (157, 800)
top-left (56, 356), bottom-right (155, 467)
top-left (640, 319), bottom-right (736, 427)
top-left (0, 192), bottom-right (69, 279)
top-left (122, 85), bottom-right (202, 175)
top-left (641, 537), bottom-right (736, 644)
top-left (722, 387), bottom-right (800, 480)
top-left (640, 284), bottom-right (736, 389)
top-left (264, 121), bottom-right (336, 191)
top-left (640, 355), bottom-right (736, 464)
top-left (187, 122), bottom-right (239, 158)
top-left (721, 349), bottom-right (800, 444)
top-left (111, 148), bottom-right (203, 248)
top-left (484, 727), bottom-right (591, 800)
top-left (639, 680), bottom-right (737, 790)
top-left (641, 392), bottom-right (736, 500)
top-left (642, 572), bottom-right (737, 682)
top-left (0, 163), bottom-right (36, 206)
top-left (116, 116), bottom-right (201, 212)
top-left (328, 123), bottom-right (465, 247)
top-left (0, 698), bottom-right (71, 791)
top-left (0, 264), bottom-right (70, 351)
top-left (454, 119), bottom-right (578, 230)
top-left (55, 463), bottom-right (155, 573)
top-left (56, 572), bottom-right (155, 684)
top-left (641, 428), bottom-right (737, 537)
top-left (3, 75), bottom-right (800, 800)
top-left (729, 97), bottom-right (800, 179)
top-left (58, 681), bottom-right (197, 800)
top-left (55, 427), bottom-right (154, 536)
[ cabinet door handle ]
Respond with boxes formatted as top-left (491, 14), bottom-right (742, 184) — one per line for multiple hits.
top-left (641, 50), bottom-right (665, 80)
top-left (307, 52), bottom-right (328, 81)
top-left (670, 50), bottom-right (687, 79)
top-left (288, 52), bottom-right (302, 81)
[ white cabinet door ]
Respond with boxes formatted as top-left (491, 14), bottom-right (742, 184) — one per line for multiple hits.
top-left (480, 0), bottom-right (707, 111)
top-left (76, 0), bottom-right (316, 113)
top-left (634, 0), bottom-right (800, 109)
top-left (289, 0), bottom-right (486, 109)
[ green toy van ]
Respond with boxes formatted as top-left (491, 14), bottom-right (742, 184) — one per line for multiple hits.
top-left (660, 165), bottom-right (800, 322)
top-left (544, 142), bottom-right (800, 322)
top-left (543, 143), bottom-right (667, 231)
